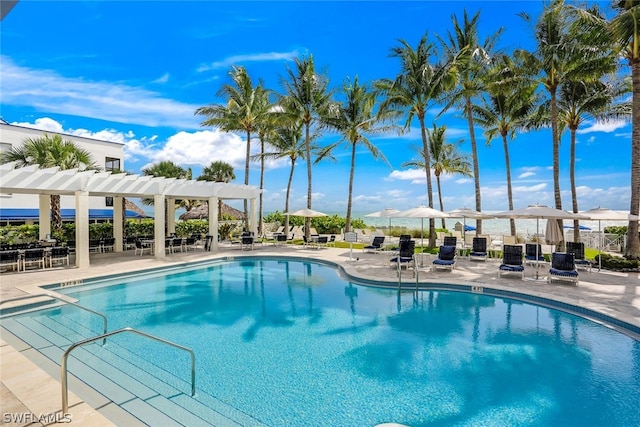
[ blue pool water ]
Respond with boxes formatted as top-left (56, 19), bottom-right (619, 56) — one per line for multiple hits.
top-left (16, 258), bottom-right (640, 426)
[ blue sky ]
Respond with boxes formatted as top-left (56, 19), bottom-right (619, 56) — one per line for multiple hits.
top-left (0, 1), bottom-right (632, 215)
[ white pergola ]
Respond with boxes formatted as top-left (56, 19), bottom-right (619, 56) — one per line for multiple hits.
top-left (0, 162), bottom-right (261, 268)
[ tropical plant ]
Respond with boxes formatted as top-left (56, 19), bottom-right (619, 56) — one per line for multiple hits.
top-left (318, 76), bottom-right (396, 231)
top-left (472, 54), bottom-right (539, 237)
top-left (402, 124), bottom-right (472, 229)
top-left (0, 133), bottom-right (98, 232)
top-left (279, 55), bottom-right (333, 239)
top-left (376, 33), bottom-right (458, 247)
top-left (198, 160), bottom-right (236, 218)
top-left (195, 66), bottom-right (269, 228)
top-left (141, 160), bottom-right (190, 233)
top-left (439, 9), bottom-right (503, 234)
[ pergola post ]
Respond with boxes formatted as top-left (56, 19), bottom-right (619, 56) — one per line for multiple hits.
top-left (167, 197), bottom-right (176, 236)
top-left (250, 198), bottom-right (257, 236)
top-left (38, 194), bottom-right (50, 240)
top-left (75, 191), bottom-right (90, 268)
top-left (154, 194), bottom-right (165, 258)
top-left (208, 196), bottom-right (218, 251)
top-left (113, 196), bottom-right (123, 252)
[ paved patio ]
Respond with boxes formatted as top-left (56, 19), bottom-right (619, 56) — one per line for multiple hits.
top-left (1, 243), bottom-right (639, 426)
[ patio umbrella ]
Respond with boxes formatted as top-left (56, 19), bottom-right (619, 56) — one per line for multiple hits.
top-left (284, 208), bottom-right (328, 218)
top-left (391, 205), bottom-right (450, 248)
top-left (494, 204), bottom-right (587, 279)
top-left (365, 208), bottom-right (401, 233)
top-left (581, 207), bottom-right (640, 271)
top-left (545, 218), bottom-right (563, 248)
top-left (446, 207), bottom-right (493, 241)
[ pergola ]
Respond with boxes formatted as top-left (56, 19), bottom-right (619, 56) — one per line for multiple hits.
top-left (0, 162), bottom-right (260, 268)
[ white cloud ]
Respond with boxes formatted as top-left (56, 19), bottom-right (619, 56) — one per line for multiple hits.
top-left (152, 73), bottom-right (170, 84)
top-left (12, 117), bottom-right (64, 133)
top-left (577, 119), bottom-right (628, 134)
top-left (0, 56), bottom-right (201, 129)
top-left (388, 168), bottom-right (429, 184)
top-left (197, 50), bottom-right (299, 72)
top-left (518, 171), bottom-right (536, 179)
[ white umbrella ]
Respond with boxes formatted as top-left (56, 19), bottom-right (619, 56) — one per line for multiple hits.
top-left (284, 208), bottom-right (328, 218)
top-left (365, 208), bottom-right (401, 233)
top-left (494, 204), bottom-right (587, 279)
top-left (446, 207), bottom-right (494, 241)
top-left (581, 207), bottom-right (640, 271)
top-left (391, 205), bottom-right (450, 248)
top-left (545, 218), bottom-right (563, 248)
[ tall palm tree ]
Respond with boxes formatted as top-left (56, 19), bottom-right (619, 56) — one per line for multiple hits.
top-left (195, 66), bottom-right (268, 229)
top-left (279, 55), bottom-right (332, 240)
top-left (472, 54), bottom-right (539, 237)
top-left (318, 76), bottom-right (396, 232)
top-left (557, 79), bottom-right (630, 241)
top-left (517, 0), bottom-right (616, 250)
top-left (198, 160), bottom-right (236, 218)
top-left (0, 133), bottom-right (97, 232)
top-left (439, 9), bottom-right (503, 234)
top-left (376, 33), bottom-right (457, 247)
top-left (141, 161), bottom-right (189, 233)
top-left (254, 92), bottom-right (278, 236)
top-left (610, 0), bottom-right (640, 259)
top-left (402, 124), bottom-right (472, 229)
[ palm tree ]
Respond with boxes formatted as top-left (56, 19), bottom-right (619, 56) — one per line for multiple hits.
top-left (610, 0), bottom-right (640, 259)
top-left (557, 79), bottom-right (630, 241)
top-left (0, 133), bottom-right (97, 232)
top-left (402, 124), bottom-right (472, 229)
top-left (472, 54), bottom-right (539, 237)
top-left (517, 0), bottom-right (616, 250)
top-left (376, 33), bottom-right (457, 247)
top-left (279, 55), bottom-right (332, 240)
top-left (195, 66), bottom-right (268, 229)
top-left (198, 160), bottom-right (236, 218)
top-left (254, 92), bottom-right (278, 236)
top-left (141, 161), bottom-right (190, 233)
top-left (439, 9), bottom-right (503, 234)
top-left (318, 76), bottom-right (396, 232)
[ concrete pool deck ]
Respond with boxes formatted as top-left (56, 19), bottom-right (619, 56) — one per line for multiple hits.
top-left (1, 243), bottom-right (639, 426)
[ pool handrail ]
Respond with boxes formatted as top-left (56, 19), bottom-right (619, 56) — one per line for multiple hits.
top-left (61, 327), bottom-right (196, 414)
top-left (1, 293), bottom-right (108, 344)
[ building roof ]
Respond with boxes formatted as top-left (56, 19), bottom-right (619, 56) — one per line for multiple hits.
top-left (0, 208), bottom-right (149, 221)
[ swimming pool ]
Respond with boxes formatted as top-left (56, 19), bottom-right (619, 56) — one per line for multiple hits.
top-left (4, 257), bottom-right (640, 426)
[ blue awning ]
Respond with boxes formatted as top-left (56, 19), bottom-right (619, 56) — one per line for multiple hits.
top-left (0, 208), bottom-right (150, 221)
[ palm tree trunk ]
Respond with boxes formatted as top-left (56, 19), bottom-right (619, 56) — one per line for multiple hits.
top-left (51, 195), bottom-right (62, 232)
top-left (419, 114), bottom-right (436, 248)
top-left (345, 142), bottom-right (357, 232)
top-left (502, 134), bottom-right (516, 237)
top-left (244, 129), bottom-right (251, 230)
top-left (627, 59), bottom-right (640, 259)
top-left (305, 121), bottom-right (312, 240)
top-left (466, 97), bottom-right (482, 234)
top-left (285, 159), bottom-right (296, 239)
top-left (550, 88), bottom-right (565, 252)
top-left (570, 128), bottom-right (580, 243)
top-left (259, 136), bottom-right (265, 236)
top-left (436, 174), bottom-right (446, 229)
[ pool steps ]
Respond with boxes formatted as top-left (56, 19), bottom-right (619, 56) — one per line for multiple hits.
top-left (1, 311), bottom-right (267, 426)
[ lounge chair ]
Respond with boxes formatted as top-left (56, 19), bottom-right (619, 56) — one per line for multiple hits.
top-left (389, 239), bottom-right (415, 270)
top-left (469, 237), bottom-right (488, 262)
top-left (524, 243), bottom-right (545, 266)
top-left (498, 245), bottom-right (524, 280)
top-left (432, 245), bottom-right (456, 271)
top-left (48, 246), bottom-right (70, 268)
top-left (443, 236), bottom-right (457, 247)
top-left (364, 236), bottom-right (385, 253)
top-left (316, 236), bottom-right (329, 248)
top-left (22, 248), bottom-right (45, 271)
top-left (0, 250), bottom-right (20, 272)
top-left (326, 235), bottom-right (336, 247)
top-left (548, 252), bottom-right (579, 285)
top-left (566, 242), bottom-right (592, 272)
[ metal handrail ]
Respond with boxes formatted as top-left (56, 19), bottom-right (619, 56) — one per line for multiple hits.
top-left (1, 293), bottom-right (107, 344)
top-left (61, 327), bottom-right (195, 414)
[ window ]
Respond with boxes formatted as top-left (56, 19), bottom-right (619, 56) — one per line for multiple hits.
top-left (105, 157), bottom-right (121, 172)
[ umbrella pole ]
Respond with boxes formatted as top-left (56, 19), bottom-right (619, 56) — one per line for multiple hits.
top-left (599, 220), bottom-right (602, 271)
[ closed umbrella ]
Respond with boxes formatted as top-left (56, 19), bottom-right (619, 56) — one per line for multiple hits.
top-left (545, 219), bottom-right (563, 249)
top-left (391, 205), bottom-right (450, 248)
top-left (581, 207), bottom-right (640, 271)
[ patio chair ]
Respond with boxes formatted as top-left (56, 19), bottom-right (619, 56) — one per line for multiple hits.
top-left (389, 239), bottom-right (415, 270)
top-left (135, 239), bottom-right (152, 256)
top-left (566, 241), bottom-right (592, 272)
top-left (432, 245), bottom-right (457, 271)
top-left (498, 245), bottom-right (524, 280)
top-left (443, 236), bottom-right (457, 247)
top-left (0, 250), bottom-right (21, 272)
top-left (22, 248), bottom-right (45, 271)
top-left (364, 236), bottom-right (385, 253)
top-left (548, 252), bottom-right (579, 285)
top-left (102, 237), bottom-right (115, 252)
top-left (469, 237), bottom-right (488, 262)
top-left (316, 236), bottom-right (329, 248)
top-left (326, 235), bottom-right (336, 247)
top-left (48, 246), bottom-right (70, 268)
top-left (525, 243), bottom-right (545, 266)
top-left (241, 235), bottom-right (255, 251)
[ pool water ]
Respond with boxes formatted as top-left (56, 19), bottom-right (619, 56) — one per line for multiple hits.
top-left (26, 259), bottom-right (640, 425)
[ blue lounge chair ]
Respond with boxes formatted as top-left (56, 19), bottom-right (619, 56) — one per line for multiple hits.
top-left (548, 252), bottom-right (579, 285)
top-left (498, 245), bottom-right (524, 280)
top-left (389, 239), bottom-right (415, 270)
top-left (469, 237), bottom-right (488, 262)
top-left (364, 236), bottom-right (385, 253)
top-left (566, 241), bottom-right (592, 272)
top-left (433, 245), bottom-right (456, 271)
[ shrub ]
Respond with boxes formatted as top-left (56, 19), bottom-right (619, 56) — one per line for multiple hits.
top-left (595, 253), bottom-right (639, 271)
